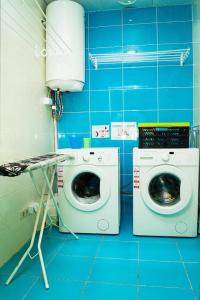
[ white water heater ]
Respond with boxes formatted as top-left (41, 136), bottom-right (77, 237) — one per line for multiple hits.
top-left (46, 0), bottom-right (85, 92)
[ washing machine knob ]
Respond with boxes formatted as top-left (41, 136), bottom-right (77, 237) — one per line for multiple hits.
top-left (98, 156), bottom-right (103, 162)
top-left (162, 153), bottom-right (170, 162)
top-left (83, 154), bottom-right (90, 162)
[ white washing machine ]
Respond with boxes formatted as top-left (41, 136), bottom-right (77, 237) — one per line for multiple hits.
top-left (57, 148), bottom-right (120, 234)
top-left (133, 148), bottom-right (199, 237)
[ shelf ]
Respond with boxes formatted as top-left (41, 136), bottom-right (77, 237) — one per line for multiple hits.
top-left (89, 48), bottom-right (190, 70)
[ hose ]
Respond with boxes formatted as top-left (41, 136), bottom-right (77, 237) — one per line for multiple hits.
top-left (51, 89), bottom-right (63, 120)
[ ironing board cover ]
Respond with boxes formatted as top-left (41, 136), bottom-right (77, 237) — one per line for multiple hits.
top-left (0, 154), bottom-right (61, 177)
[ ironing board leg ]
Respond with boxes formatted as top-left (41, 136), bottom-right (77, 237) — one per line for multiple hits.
top-left (29, 170), bottom-right (53, 227)
top-left (6, 159), bottom-right (78, 288)
top-left (37, 167), bottom-right (56, 289)
top-left (6, 171), bottom-right (47, 285)
top-left (42, 168), bottom-right (79, 240)
top-left (37, 202), bottom-right (50, 289)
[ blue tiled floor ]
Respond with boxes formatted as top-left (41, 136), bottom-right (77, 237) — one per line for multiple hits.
top-left (0, 205), bottom-right (199, 300)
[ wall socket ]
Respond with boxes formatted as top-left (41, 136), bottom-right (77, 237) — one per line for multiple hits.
top-left (20, 208), bottom-right (29, 219)
top-left (20, 202), bottom-right (39, 220)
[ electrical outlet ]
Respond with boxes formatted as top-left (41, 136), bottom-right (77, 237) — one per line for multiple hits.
top-left (20, 208), bottom-right (29, 220)
top-left (27, 202), bottom-right (39, 215)
top-left (20, 202), bottom-right (39, 220)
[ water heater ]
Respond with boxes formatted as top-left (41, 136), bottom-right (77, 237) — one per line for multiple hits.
top-left (46, 0), bottom-right (85, 92)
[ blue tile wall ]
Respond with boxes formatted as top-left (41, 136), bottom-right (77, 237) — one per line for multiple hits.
top-left (89, 10), bottom-right (121, 27)
top-left (158, 22), bottom-right (192, 44)
top-left (123, 67), bottom-right (157, 88)
top-left (158, 66), bottom-right (193, 87)
top-left (124, 89), bottom-right (157, 110)
top-left (123, 7), bottom-right (156, 24)
top-left (89, 26), bottom-right (122, 48)
top-left (159, 88), bottom-right (193, 110)
top-left (90, 91), bottom-right (110, 111)
top-left (57, 5), bottom-right (193, 197)
top-left (123, 23), bottom-right (157, 45)
top-left (157, 5), bottom-right (192, 22)
top-left (110, 90), bottom-right (123, 111)
top-left (90, 68), bottom-right (122, 90)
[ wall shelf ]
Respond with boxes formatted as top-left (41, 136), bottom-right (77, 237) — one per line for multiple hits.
top-left (89, 48), bottom-right (190, 70)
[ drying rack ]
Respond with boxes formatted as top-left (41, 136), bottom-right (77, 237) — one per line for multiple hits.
top-left (1, 153), bottom-right (78, 289)
top-left (2, 0), bottom-right (71, 55)
top-left (89, 48), bottom-right (190, 70)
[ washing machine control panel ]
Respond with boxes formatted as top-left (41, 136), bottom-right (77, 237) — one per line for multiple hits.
top-left (80, 149), bottom-right (118, 165)
top-left (82, 153), bottom-right (104, 163)
top-left (135, 149), bottom-right (178, 165)
top-left (58, 148), bottom-right (119, 166)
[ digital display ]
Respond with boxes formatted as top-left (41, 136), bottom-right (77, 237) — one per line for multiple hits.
top-left (169, 152), bottom-right (174, 154)
top-left (90, 152), bottom-right (95, 155)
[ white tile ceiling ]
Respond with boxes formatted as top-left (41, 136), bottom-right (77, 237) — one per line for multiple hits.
top-left (45, 0), bottom-right (193, 11)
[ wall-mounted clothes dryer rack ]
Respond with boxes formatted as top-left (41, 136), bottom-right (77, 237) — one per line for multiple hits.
top-left (89, 48), bottom-right (190, 70)
top-left (2, 0), bottom-right (71, 55)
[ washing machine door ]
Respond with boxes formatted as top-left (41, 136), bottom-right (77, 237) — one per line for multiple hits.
top-left (64, 165), bottom-right (111, 211)
top-left (140, 165), bottom-right (192, 215)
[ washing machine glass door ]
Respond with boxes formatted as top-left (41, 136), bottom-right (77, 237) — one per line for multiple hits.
top-left (140, 165), bottom-right (192, 215)
top-left (64, 165), bottom-right (111, 211)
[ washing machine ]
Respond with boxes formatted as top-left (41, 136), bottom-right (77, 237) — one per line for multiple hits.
top-left (57, 148), bottom-right (120, 234)
top-left (133, 148), bottom-right (199, 237)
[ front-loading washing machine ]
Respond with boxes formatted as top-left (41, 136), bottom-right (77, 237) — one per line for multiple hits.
top-left (133, 148), bottom-right (199, 237)
top-left (57, 148), bottom-right (120, 234)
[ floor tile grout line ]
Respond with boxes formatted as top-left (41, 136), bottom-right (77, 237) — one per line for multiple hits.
top-left (78, 240), bottom-right (102, 300)
top-left (79, 239), bottom-right (105, 300)
top-left (17, 274), bottom-right (198, 291)
top-left (76, 279), bottom-right (199, 290)
top-left (98, 282), bottom-right (198, 290)
top-left (20, 239), bottom-right (67, 299)
top-left (2, 233), bottom-right (200, 298)
top-left (21, 276), bottom-right (40, 300)
top-left (52, 253), bottom-right (200, 264)
top-left (136, 286), bottom-right (140, 300)
top-left (175, 241), bottom-right (196, 298)
top-left (133, 284), bottom-right (198, 290)
top-left (78, 238), bottom-right (139, 243)
top-left (45, 239), bottom-right (68, 265)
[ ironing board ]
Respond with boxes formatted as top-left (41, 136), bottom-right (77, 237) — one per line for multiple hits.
top-left (0, 153), bottom-right (78, 289)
